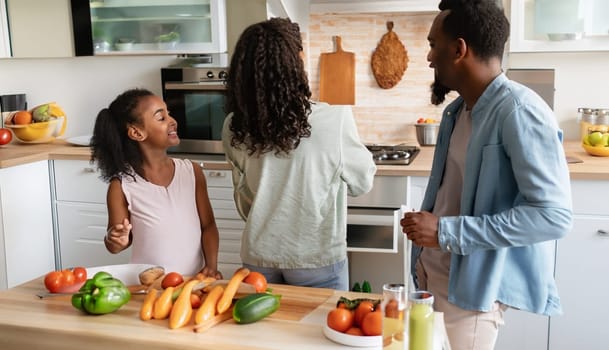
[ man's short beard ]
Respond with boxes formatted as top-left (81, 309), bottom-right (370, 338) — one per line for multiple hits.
top-left (430, 78), bottom-right (452, 106)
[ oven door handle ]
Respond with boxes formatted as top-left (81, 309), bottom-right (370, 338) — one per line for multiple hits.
top-left (164, 82), bottom-right (226, 91)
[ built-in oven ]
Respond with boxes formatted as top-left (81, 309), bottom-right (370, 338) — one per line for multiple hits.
top-left (161, 64), bottom-right (228, 154)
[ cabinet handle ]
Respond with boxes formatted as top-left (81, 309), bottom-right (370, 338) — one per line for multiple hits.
top-left (598, 229), bottom-right (608, 237)
top-left (83, 167), bottom-right (96, 173)
top-left (207, 171), bottom-right (226, 178)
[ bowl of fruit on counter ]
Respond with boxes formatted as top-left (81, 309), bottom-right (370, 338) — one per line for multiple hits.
top-left (5, 102), bottom-right (67, 143)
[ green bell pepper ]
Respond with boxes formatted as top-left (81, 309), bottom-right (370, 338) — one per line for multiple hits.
top-left (71, 271), bottom-right (131, 315)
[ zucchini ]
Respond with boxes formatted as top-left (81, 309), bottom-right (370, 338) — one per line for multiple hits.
top-left (232, 293), bottom-right (281, 324)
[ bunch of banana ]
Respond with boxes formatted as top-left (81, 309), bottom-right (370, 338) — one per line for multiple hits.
top-left (32, 102), bottom-right (66, 122)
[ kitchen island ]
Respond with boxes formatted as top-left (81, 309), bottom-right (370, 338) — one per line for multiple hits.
top-left (0, 276), bottom-right (360, 350)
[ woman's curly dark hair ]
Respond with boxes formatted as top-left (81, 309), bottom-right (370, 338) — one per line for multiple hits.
top-left (438, 0), bottom-right (509, 61)
top-left (226, 17), bottom-right (312, 156)
top-left (90, 88), bottom-right (153, 181)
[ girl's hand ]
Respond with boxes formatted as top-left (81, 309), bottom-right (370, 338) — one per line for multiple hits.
top-left (200, 266), bottom-right (223, 280)
top-left (106, 218), bottom-right (132, 248)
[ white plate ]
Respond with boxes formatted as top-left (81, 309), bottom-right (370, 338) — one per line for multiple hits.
top-left (86, 263), bottom-right (160, 285)
top-left (65, 135), bottom-right (92, 146)
top-left (322, 325), bottom-right (382, 348)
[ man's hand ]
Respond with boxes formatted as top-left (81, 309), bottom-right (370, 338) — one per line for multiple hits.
top-left (400, 211), bottom-right (440, 248)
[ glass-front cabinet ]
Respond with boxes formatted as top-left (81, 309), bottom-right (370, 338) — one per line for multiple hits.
top-left (510, 0), bottom-right (609, 52)
top-left (72, 0), bottom-right (227, 56)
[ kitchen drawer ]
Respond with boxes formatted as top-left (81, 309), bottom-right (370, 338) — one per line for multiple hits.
top-left (208, 187), bottom-right (234, 200)
top-left (56, 202), bottom-right (130, 268)
top-left (210, 198), bottom-right (241, 220)
top-left (218, 263), bottom-right (242, 278)
top-left (217, 224), bottom-right (243, 242)
top-left (218, 251), bottom-right (241, 265)
top-left (53, 160), bottom-right (107, 204)
top-left (219, 239), bottom-right (241, 254)
top-left (203, 169), bottom-right (232, 188)
top-left (571, 180), bottom-right (609, 216)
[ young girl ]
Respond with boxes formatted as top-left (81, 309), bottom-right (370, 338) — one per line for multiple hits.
top-left (90, 88), bottom-right (222, 279)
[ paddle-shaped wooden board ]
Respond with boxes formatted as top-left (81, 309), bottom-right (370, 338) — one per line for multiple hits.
top-left (319, 36), bottom-right (356, 105)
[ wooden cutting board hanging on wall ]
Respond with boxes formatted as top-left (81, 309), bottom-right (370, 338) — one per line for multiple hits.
top-left (318, 36), bottom-right (356, 105)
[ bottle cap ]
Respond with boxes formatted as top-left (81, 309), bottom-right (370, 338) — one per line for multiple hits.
top-left (409, 291), bottom-right (434, 304)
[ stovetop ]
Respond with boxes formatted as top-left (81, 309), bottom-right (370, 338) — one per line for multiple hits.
top-left (366, 144), bottom-right (420, 165)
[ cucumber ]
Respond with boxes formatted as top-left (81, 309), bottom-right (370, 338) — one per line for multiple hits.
top-left (232, 293), bottom-right (281, 324)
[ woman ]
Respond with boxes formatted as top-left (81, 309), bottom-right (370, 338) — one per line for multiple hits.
top-left (222, 18), bottom-right (376, 290)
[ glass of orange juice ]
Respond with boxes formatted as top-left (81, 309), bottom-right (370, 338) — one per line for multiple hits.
top-left (382, 283), bottom-right (407, 349)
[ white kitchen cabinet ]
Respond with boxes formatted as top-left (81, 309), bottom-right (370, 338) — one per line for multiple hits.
top-left (509, 0), bottom-right (609, 52)
top-left (5, 0), bottom-right (75, 58)
top-left (80, 0), bottom-right (227, 56)
top-left (0, 161), bottom-right (55, 290)
top-left (349, 176), bottom-right (426, 294)
top-left (51, 160), bottom-right (131, 268)
top-left (548, 179), bottom-right (609, 350)
top-left (202, 167), bottom-right (244, 278)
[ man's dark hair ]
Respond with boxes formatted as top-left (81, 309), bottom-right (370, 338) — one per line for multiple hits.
top-left (438, 0), bottom-right (509, 60)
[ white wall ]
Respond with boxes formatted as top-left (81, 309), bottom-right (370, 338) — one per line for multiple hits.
top-left (507, 52), bottom-right (609, 141)
top-left (0, 56), bottom-right (175, 138)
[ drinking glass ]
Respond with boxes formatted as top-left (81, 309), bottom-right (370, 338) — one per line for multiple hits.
top-left (382, 283), bottom-right (407, 349)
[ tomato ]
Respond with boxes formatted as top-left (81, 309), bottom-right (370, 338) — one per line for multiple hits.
top-left (190, 293), bottom-right (202, 309)
top-left (354, 300), bottom-right (375, 327)
top-left (361, 309), bottom-right (382, 336)
top-left (243, 271), bottom-right (268, 293)
top-left (327, 308), bottom-right (354, 333)
top-left (43, 267), bottom-right (87, 293)
top-left (62, 270), bottom-right (75, 285)
top-left (73, 267), bottom-right (87, 283)
top-left (161, 272), bottom-right (184, 289)
top-left (0, 128), bottom-right (12, 145)
top-left (44, 271), bottom-right (64, 293)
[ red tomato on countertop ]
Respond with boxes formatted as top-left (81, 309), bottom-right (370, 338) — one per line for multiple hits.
top-left (44, 267), bottom-right (87, 293)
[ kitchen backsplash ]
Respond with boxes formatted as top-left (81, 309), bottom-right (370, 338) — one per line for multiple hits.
top-left (307, 11), bottom-right (456, 145)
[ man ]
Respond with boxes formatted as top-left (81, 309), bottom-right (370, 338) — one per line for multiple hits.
top-left (400, 1), bottom-right (573, 349)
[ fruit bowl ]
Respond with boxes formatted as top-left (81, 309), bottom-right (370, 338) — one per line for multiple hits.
top-left (582, 143), bottom-right (609, 157)
top-left (6, 117), bottom-right (65, 143)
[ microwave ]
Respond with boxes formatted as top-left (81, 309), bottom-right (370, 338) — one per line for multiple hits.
top-left (161, 65), bottom-right (228, 154)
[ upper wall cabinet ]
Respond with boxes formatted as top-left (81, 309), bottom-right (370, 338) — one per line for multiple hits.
top-left (510, 0), bottom-right (609, 52)
top-left (6, 0), bottom-right (75, 58)
top-left (3, 0), bottom-right (227, 58)
top-left (72, 0), bottom-right (227, 56)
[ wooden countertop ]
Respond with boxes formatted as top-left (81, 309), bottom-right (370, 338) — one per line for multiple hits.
top-left (0, 140), bottom-right (608, 180)
top-left (0, 276), bottom-right (372, 350)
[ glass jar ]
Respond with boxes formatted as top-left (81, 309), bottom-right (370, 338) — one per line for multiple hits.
top-left (382, 283), bottom-right (406, 349)
top-left (408, 291), bottom-right (434, 350)
top-left (578, 107), bottom-right (597, 142)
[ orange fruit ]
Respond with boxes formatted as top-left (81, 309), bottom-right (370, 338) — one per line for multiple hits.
top-left (361, 309), bottom-right (382, 336)
top-left (11, 110), bottom-right (32, 125)
top-left (243, 271), bottom-right (268, 293)
top-left (354, 300), bottom-right (375, 326)
top-left (327, 308), bottom-right (354, 333)
top-left (345, 327), bottom-right (364, 336)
